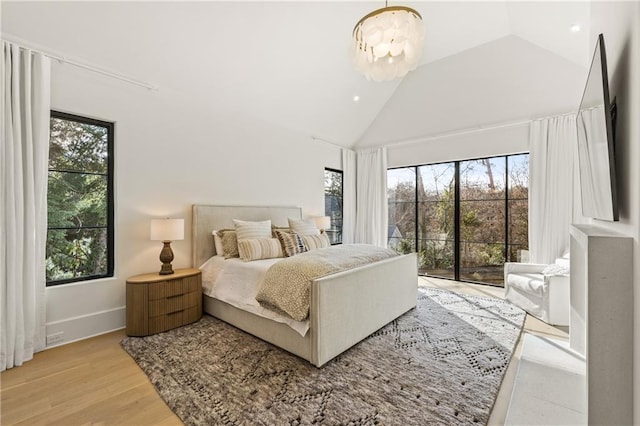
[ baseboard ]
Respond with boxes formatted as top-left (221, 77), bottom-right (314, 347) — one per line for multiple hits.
top-left (44, 306), bottom-right (126, 349)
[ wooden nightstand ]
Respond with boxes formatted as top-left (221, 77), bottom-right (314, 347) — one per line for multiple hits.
top-left (126, 268), bottom-right (202, 336)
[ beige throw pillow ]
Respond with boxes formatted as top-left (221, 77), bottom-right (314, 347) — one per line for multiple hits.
top-left (233, 219), bottom-right (272, 241)
top-left (288, 218), bottom-right (320, 236)
top-left (218, 230), bottom-right (239, 258)
top-left (237, 238), bottom-right (284, 262)
top-left (301, 233), bottom-right (331, 250)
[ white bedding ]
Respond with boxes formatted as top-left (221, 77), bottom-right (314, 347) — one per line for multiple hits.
top-left (200, 256), bottom-right (310, 336)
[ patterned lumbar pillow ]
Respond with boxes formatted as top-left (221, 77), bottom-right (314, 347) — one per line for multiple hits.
top-left (288, 218), bottom-right (320, 236)
top-left (233, 219), bottom-right (272, 241)
top-left (301, 233), bottom-right (331, 250)
top-left (237, 238), bottom-right (283, 262)
top-left (274, 229), bottom-right (308, 257)
top-left (217, 230), bottom-right (239, 259)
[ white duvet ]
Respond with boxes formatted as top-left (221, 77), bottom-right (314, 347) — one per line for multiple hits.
top-left (200, 256), bottom-right (310, 336)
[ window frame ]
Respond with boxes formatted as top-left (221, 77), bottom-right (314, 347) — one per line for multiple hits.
top-left (387, 152), bottom-right (529, 287)
top-left (324, 167), bottom-right (343, 245)
top-left (46, 110), bottom-right (115, 286)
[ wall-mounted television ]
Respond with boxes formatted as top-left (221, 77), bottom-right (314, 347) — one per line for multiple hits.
top-left (576, 33), bottom-right (618, 221)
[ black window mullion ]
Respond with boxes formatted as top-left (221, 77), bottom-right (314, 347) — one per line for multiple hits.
top-left (48, 226), bottom-right (108, 231)
top-left (48, 169), bottom-right (108, 176)
top-left (454, 161), bottom-right (461, 281)
top-left (106, 116), bottom-right (115, 276)
top-left (505, 156), bottom-right (510, 262)
top-left (414, 166), bottom-right (418, 256)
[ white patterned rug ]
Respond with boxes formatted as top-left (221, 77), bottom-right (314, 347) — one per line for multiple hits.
top-left (121, 287), bottom-right (525, 425)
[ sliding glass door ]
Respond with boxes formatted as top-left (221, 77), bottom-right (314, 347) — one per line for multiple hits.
top-left (387, 153), bottom-right (529, 286)
top-left (388, 168), bottom-right (416, 253)
top-left (459, 158), bottom-right (506, 284)
top-left (417, 163), bottom-right (455, 278)
top-left (507, 154), bottom-right (530, 263)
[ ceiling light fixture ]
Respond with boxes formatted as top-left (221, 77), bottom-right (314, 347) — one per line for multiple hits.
top-left (570, 24), bottom-right (581, 32)
top-left (353, 95), bottom-right (360, 102)
top-left (352, 2), bottom-right (425, 82)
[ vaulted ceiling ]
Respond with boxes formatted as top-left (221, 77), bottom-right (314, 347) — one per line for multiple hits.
top-left (2, 1), bottom-right (591, 148)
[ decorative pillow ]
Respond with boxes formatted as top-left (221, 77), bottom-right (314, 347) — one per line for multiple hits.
top-left (301, 233), bottom-right (331, 250)
top-left (237, 238), bottom-right (283, 262)
top-left (542, 264), bottom-right (570, 276)
top-left (271, 225), bottom-right (290, 237)
top-left (233, 219), bottom-right (272, 241)
top-left (274, 229), bottom-right (308, 257)
top-left (288, 217), bottom-right (320, 236)
top-left (218, 230), bottom-right (239, 259)
top-left (211, 230), bottom-right (225, 256)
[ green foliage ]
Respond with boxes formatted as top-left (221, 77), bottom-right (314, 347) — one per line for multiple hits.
top-left (46, 117), bottom-right (110, 283)
top-left (394, 238), bottom-right (415, 254)
top-left (418, 241), bottom-right (454, 270)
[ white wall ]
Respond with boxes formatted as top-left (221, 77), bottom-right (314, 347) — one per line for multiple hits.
top-left (587, 2), bottom-right (640, 423)
top-left (356, 35), bottom-right (585, 149)
top-left (44, 61), bottom-right (341, 346)
top-left (387, 121), bottom-right (530, 168)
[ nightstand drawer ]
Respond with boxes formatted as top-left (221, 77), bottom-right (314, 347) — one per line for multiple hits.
top-left (126, 269), bottom-right (202, 337)
top-left (148, 275), bottom-right (200, 300)
top-left (148, 306), bottom-right (200, 335)
top-left (149, 291), bottom-right (201, 317)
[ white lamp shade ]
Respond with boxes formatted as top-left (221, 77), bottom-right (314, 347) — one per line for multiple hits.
top-left (314, 216), bottom-right (331, 231)
top-left (150, 218), bottom-right (184, 241)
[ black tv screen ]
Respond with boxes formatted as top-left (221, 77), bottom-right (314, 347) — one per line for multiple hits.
top-left (576, 33), bottom-right (618, 221)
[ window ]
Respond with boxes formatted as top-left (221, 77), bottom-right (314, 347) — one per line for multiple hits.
top-left (324, 168), bottom-right (343, 244)
top-left (46, 111), bottom-right (114, 285)
top-left (387, 153), bottom-right (529, 286)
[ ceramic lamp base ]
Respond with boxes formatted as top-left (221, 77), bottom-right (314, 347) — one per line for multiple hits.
top-left (159, 241), bottom-right (175, 275)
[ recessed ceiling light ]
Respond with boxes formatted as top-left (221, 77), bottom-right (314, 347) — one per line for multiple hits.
top-left (353, 95), bottom-right (360, 102)
top-left (570, 24), bottom-right (581, 33)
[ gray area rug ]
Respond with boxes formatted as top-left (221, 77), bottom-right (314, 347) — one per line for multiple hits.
top-left (121, 287), bottom-right (525, 425)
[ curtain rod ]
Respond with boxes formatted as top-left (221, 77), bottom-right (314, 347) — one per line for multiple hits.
top-left (310, 135), bottom-right (350, 150)
top-left (2, 33), bottom-right (159, 91)
top-left (375, 111), bottom-right (577, 149)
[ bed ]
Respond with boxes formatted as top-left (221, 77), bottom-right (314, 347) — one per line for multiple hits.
top-left (191, 204), bottom-right (418, 367)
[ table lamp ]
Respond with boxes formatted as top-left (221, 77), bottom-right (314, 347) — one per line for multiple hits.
top-left (314, 216), bottom-right (331, 233)
top-left (150, 218), bottom-right (184, 275)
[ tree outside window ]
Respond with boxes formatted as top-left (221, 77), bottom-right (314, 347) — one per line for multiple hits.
top-left (387, 154), bottom-right (529, 286)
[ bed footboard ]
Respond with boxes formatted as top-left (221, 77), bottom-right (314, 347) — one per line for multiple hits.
top-left (309, 253), bottom-right (418, 367)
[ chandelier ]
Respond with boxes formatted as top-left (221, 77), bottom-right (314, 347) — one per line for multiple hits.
top-left (351, 4), bottom-right (425, 82)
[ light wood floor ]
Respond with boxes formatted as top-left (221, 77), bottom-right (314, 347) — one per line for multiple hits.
top-left (1, 277), bottom-right (568, 426)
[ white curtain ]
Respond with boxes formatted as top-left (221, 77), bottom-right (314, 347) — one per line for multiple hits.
top-left (529, 114), bottom-right (584, 264)
top-left (1, 42), bottom-right (51, 371)
top-left (341, 149), bottom-right (356, 244)
top-left (354, 147), bottom-right (388, 247)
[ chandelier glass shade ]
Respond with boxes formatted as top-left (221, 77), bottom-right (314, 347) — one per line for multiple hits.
top-left (352, 5), bottom-right (425, 82)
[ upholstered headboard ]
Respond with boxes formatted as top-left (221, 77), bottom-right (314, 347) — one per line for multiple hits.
top-left (191, 204), bottom-right (302, 268)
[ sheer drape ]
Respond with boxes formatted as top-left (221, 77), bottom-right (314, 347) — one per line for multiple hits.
top-left (1, 42), bottom-right (51, 371)
top-left (529, 114), bottom-right (584, 264)
top-left (341, 149), bottom-right (357, 244)
top-left (354, 147), bottom-right (388, 247)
